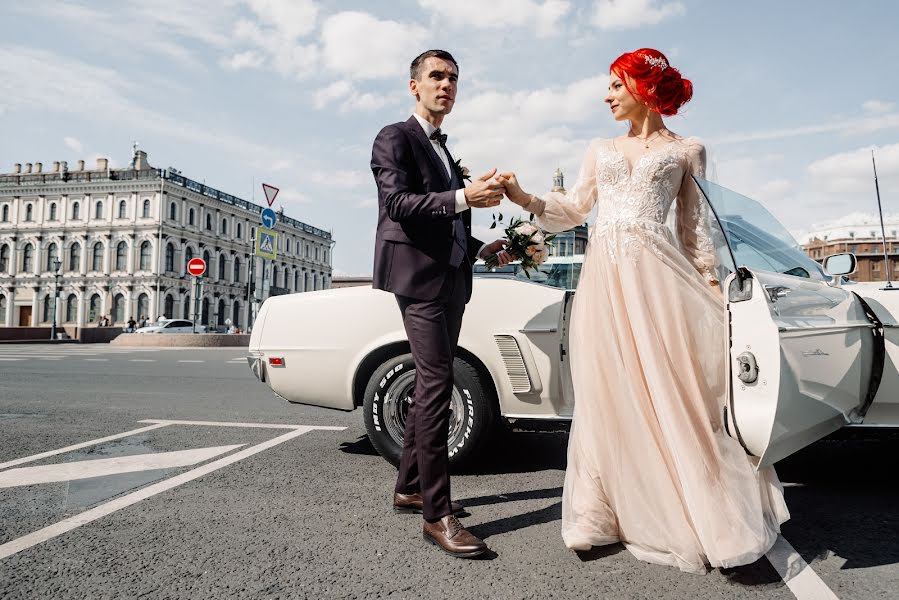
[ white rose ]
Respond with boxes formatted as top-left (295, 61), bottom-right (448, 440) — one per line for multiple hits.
top-left (531, 231), bottom-right (545, 245)
top-left (534, 248), bottom-right (549, 264)
top-left (514, 223), bottom-right (538, 237)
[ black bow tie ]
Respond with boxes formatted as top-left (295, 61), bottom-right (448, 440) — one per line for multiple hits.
top-left (429, 128), bottom-right (448, 146)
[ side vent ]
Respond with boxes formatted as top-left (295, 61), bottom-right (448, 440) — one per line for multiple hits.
top-left (493, 335), bottom-right (532, 393)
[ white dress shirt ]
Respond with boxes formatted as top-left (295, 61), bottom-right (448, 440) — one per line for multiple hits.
top-left (411, 113), bottom-right (489, 259)
top-left (412, 113), bottom-right (469, 214)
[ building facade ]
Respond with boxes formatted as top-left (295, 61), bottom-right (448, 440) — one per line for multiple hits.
top-left (0, 151), bottom-right (333, 330)
top-left (800, 215), bottom-right (899, 282)
top-left (544, 168), bottom-right (588, 256)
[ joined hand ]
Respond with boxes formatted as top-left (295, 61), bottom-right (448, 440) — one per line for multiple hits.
top-left (465, 168), bottom-right (505, 208)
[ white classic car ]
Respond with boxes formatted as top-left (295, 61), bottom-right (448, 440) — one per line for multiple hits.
top-left (248, 178), bottom-right (899, 468)
top-left (136, 319), bottom-right (208, 334)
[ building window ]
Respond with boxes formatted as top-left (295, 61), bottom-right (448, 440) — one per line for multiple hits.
top-left (25, 204), bottom-right (33, 222)
top-left (218, 255), bottom-right (226, 280)
top-left (0, 245), bottom-right (8, 272)
top-left (287, 239), bottom-right (291, 253)
top-left (72, 201), bottom-right (80, 220)
top-left (49, 203), bottom-right (57, 221)
top-left (849, 232), bottom-right (855, 239)
top-left (182, 296), bottom-right (190, 320)
top-left (315, 247), bottom-right (320, 261)
top-left (232, 301), bottom-right (240, 328)
top-left (118, 200), bottom-right (127, 219)
top-left (92, 242), bottom-right (104, 271)
top-left (189, 208), bottom-right (195, 226)
top-left (65, 294), bottom-right (77, 322)
top-left (95, 201), bottom-right (104, 220)
top-left (69, 243), bottom-right (81, 272)
top-left (251, 227), bottom-right (255, 240)
top-left (139, 241), bottom-right (152, 271)
top-left (112, 293), bottom-right (125, 323)
top-left (203, 250), bottom-right (210, 267)
top-left (206, 214), bottom-right (212, 230)
top-left (294, 271), bottom-right (299, 290)
top-left (165, 243), bottom-right (175, 272)
top-left (89, 294), bottom-right (101, 323)
top-left (141, 199), bottom-right (150, 218)
top-left (164, 295), bottom-right (174, 319)
top-left (236, 223), bottom-right (242, 239)
top-left (201, 297), bottom-right (210, 325)
top-left (873, 261), bottom-right (881, 271)
top-left (1, 204), bottom-right (8, 222)
top-left (46, 243), bottom-right (59, 271)
top-left (233, 257), bottom-right (240, 282)
top-left (138, 293), bottom-right (149, 321)
top-left (185, 247), bottom-right (194, 264)
top-left (217, 299), bottom-right (226, 326)
top-left (115, 241), bottom-right (127, 271)
top-left (170, 202), bottom-right (177, 220)
top-left (22, 243), bottom-right (33, 272)
top-left (42, 294), bottom-right (51, 323)
top-left (305, 245), bottom-right (310, 258)
top-left (221, 218), bottom-right (228, 235)
top-left (0, 295), bottom-right (5, 325)
top-left (272, 266), bottom-right (278, 284)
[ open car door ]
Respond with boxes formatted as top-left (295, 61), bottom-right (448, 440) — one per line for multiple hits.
top-left (696, 178), bottom-right (882, 467)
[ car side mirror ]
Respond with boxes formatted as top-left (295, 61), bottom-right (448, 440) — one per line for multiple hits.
top-left (823, 253), bottom-right (856, 277)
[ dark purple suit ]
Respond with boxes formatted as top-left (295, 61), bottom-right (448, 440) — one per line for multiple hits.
top-left (371, 116), bottom-right (483, 521)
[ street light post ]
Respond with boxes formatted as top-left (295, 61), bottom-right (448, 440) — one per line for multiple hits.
top-left (50, 258), bottom-right (62, 340)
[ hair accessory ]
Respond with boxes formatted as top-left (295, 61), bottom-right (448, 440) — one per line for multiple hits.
top-left (643, 55), bottom-right (668, 70)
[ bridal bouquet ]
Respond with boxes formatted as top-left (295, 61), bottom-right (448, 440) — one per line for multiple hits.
top-left (484, 214), bottom-right (555, 278)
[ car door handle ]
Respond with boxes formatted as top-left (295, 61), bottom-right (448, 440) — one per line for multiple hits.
top-left (764, 285), bottom-right (792, 301)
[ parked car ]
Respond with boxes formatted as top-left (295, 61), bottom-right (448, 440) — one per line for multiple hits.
top-left (136, 318), bottom-right (207, 334)
top-left (247, 178), bottom-right (899, 468)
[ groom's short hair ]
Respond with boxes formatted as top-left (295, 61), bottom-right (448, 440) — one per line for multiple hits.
top-left (410, 50), bottom-right (458, 80)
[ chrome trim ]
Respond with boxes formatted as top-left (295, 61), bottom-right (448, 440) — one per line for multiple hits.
top-left (246, 356), bottom-right (266, 383)
top-left (518, 327), bottom-right (558, 333)
top-left (777, 323), bottom-right (877, 332)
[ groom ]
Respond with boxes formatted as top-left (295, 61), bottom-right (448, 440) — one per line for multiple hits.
top-left (370, 49), bottom-right (510, 558)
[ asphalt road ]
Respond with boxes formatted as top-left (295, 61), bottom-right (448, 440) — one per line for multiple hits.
top-left (0, 344), bottom-right (896, 599)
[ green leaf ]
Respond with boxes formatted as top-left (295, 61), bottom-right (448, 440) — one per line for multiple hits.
top-left (498, 213), bottom-right (503, 221)
top-left (529, 213), bottom-right (535, 222)
top-left (489, 221), bottom-right (497, 229)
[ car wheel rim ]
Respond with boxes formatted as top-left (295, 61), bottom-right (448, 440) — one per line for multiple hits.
top-left (383, 370), bottom-right (465, 449)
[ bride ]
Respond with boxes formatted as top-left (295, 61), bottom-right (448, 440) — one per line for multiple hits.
top-left (497, 48), bottom-right (790, 574)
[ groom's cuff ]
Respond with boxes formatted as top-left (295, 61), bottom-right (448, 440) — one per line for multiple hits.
top-left (476, 243), bottom-right (489, 260)
top-left (454, 189), bottom-right (469, 213)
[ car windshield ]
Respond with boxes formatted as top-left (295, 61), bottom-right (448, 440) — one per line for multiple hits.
top-left (694, 177), bottom-right (826, 282)
top-left (475, 260), bottom-right (582, 290)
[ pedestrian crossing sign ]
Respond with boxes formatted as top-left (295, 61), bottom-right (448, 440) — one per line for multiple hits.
top-left (255, 227), bottom-right (277, 260)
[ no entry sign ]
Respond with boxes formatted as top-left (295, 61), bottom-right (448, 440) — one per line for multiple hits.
top-left (187, 257), bottom-right (207, 277)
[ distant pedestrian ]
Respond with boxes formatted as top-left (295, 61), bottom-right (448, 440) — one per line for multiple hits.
top-left (126, 317), bottom-right (137, 332)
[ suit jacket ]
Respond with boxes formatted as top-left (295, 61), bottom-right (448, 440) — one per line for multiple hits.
top-left (371, 116), bottom-right (484, 302)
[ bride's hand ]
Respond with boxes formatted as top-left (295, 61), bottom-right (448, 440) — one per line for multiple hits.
top-left (496, 172), bottom-right (529, 207)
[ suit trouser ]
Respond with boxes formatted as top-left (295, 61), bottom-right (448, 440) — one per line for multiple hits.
top-left (394, 265), bottom-right (467, 522)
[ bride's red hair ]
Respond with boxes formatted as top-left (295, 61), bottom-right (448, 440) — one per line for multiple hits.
top-left (610, 48), bottom-right (692, 116)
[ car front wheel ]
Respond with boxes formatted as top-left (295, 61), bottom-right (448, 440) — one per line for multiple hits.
top-left (362, 353), bottom-right (496, 469)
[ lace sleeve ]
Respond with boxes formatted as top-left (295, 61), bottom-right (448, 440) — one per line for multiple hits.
top-left (525, 140), bottom-right (599, 233)
top-left (675, 141), bottom-right (718, 281)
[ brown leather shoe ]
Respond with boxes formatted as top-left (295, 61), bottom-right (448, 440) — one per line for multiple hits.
top-left (393, 492), bottom-right (463, 515)
top-left (422, 515), bottom-right (487, 558)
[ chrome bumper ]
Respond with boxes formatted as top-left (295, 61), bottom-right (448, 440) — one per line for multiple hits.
top-left (247, 354), bottom-right (266, 383)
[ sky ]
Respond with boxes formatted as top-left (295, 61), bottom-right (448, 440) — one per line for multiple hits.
top-left (1, 0), bottom-right (898, 276)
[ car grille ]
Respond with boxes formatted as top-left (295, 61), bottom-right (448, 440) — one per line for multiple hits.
top-left (493, 335), bottom-right (532, 393)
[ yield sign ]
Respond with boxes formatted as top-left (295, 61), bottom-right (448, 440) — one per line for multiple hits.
top-left (262, 183), bottom-right (279, 207)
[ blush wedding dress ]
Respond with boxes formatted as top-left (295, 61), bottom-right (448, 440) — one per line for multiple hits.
top-left (523, 136), bottom-right (790, 574)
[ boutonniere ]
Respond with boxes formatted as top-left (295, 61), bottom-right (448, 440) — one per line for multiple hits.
top-left (454, 158), bottom-right (471, 182)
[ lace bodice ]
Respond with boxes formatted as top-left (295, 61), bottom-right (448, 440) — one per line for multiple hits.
top-left (527, 137), bottom-right (716, 277)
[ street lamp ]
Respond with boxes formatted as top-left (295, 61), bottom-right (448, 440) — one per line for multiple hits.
top-left (50, 258), bottom-right (62, 340)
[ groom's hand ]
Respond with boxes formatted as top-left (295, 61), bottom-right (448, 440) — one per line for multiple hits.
top-left (465, 168), bottom-right (505, 208)
top-left (496, 172), bottom-right (529, 207)
top-left (479, 239), bottom-right (513, 266)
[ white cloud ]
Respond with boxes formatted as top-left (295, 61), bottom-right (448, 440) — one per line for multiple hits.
top-left (245, 0), bottom-right (319, 39)
top-left (863, 99), bottom-right (896, 115)
top-left (64, 136), bottom-right (84, 154)
top-left (233, 18), bottom-right (319, 79)
top-left (276, 187), bottom-right (310, 204)
top-left (418, 0), bottom-right (571, 36)
top-left (807, 143), bottom-right (899, 194)
top-left (320, 12), bottom-right (428, 80)
top-left (591, 0), bottom-right (685, 30)
top-left (221, 50), bottom-right (265, 71)
top-left (314, 80), bottom-right (393, 113)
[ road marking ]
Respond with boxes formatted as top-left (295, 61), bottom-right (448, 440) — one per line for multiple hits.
top-left (83, 359), bottom-right (109, 362)
top-left (128, 359), bottom-right (156, 362)
top-left (0, 423), bottom-right (171, 471)
top-left (139, 419), bottom-right (345, 430)
top-left (177, 360), bottom-right (204, 363)
top-left (766, 535), bottom-right (839, 600)
top-left (0, 445), bottom-right (244, 488)
top-left (0, 424), bottom-right (343, 560)
top-left (0, 358), bottom-right (24, 361)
